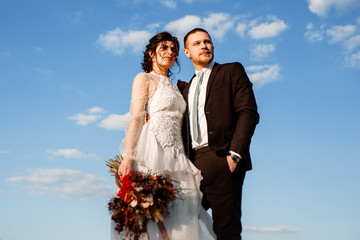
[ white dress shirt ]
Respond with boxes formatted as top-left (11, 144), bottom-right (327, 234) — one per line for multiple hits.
top-left (188, 62), bottom-right (242, 160)
top-left (188, 62), bottom-right (214, 149)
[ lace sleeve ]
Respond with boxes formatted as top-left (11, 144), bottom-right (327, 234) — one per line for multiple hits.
top-left (120, 73), bottom-right (156, 161)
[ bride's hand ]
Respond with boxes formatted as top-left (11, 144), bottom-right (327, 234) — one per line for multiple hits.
top-left (118, 158), bottom-right (133, 177)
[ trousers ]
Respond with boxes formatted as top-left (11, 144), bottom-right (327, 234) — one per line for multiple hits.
top-left (194, 146), bottom-right (246, 240)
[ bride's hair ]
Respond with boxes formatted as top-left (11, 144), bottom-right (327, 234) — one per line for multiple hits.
top-left (141, 31), bottom-right (180, 77)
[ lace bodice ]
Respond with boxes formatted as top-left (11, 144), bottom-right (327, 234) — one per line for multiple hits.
top-left (147, 73), bottom-right (186, 156)
top-left (120, 72), bottom-right (186, 160)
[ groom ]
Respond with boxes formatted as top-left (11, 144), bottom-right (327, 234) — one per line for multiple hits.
top-left (181, 28), bottom-right (259, 240)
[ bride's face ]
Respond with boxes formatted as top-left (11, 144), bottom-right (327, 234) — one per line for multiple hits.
top-left (151, 40), bottom-right (178, 71)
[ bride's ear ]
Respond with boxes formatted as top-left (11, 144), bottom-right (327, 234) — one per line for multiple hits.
top-left (149, 50), bottom-right (155, 58)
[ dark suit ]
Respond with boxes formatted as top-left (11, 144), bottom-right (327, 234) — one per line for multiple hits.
top-left (182, 62), bottom-right (259, 239)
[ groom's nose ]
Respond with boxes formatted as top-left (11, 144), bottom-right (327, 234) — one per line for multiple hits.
top-left (200, 41), bottom-right (209, 49)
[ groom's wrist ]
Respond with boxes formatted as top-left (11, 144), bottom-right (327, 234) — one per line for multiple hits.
top-left (228, 151), bottom-right (241, 163)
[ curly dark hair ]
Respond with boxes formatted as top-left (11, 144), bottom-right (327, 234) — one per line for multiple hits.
top-left (141, 32), bottom-right (180, 77)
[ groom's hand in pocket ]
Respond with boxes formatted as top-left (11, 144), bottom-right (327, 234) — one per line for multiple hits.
top-left (226, 155), bottom-right (237, 173)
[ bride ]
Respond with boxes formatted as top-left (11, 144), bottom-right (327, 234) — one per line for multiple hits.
top-left (112, 32), bottom-right (215, 240)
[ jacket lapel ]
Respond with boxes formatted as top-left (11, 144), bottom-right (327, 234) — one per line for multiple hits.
top-left (205, 62), bottom-right (220, 103)
top-left (183, 74), bottom-right (196, 102)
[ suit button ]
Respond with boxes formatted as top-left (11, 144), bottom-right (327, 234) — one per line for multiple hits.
top-left (209, 131), bottom-right (214, 134)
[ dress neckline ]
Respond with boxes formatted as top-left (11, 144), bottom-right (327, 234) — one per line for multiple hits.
top-left (149, 71), bottom-right (171, 82)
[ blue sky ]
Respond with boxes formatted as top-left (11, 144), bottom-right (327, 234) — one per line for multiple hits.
top-left (1, 0), bottom-right (360, 239)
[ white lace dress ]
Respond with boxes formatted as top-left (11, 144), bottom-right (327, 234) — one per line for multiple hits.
top-left (111, 72), bottom-right (215, 240)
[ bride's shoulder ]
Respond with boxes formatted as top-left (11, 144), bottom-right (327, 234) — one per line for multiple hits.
top-left (133, 72), bottom-right (155, 84)
top-left (134, 72), bottom-right (148, 80)
top-left (133, 72), bottom-right (161, 90)
top-left (131, 72), bottom-right (150, 86)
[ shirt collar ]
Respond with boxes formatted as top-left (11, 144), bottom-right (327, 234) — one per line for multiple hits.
top-left (195, 61), bottom-right (214, 75)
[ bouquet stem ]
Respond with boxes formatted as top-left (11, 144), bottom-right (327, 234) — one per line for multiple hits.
top-left (157, 221), bottom-right (170, 240)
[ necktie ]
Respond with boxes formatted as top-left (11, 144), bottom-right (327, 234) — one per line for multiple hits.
top-left (191, 71), bottom-right (204, 143)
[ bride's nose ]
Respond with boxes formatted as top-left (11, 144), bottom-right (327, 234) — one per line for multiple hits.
top-left (167, 48), bottom-right (175, 56)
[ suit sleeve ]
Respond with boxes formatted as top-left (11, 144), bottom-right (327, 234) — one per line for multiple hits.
top-left (229, 63), bottom-right (259, 158)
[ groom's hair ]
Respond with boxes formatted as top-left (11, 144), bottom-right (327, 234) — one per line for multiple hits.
top-left (183, 28), bottom-right (211, 48)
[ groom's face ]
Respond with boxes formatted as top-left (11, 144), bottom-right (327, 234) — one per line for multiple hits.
top-left (184, 31), bottom-right (214, 71)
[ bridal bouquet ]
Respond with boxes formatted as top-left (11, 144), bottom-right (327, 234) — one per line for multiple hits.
top-left (106, 155), bottom-right (178, 239)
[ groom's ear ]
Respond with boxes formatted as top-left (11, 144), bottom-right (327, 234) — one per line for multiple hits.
top-left (184, 48), bottom-right (190, 58)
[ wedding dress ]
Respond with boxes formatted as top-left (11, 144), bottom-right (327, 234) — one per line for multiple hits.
top-left (111, 72), bottom-right (215, 240)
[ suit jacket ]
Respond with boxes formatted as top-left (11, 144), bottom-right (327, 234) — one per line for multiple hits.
top-left (182, 62), bottom-right (259, 171)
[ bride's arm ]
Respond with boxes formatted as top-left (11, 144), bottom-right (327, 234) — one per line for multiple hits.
top-left (118, 73), bottom-right (150, 176)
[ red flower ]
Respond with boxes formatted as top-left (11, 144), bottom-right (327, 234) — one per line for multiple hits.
top-left (118, 173), bottom-right (133, 200)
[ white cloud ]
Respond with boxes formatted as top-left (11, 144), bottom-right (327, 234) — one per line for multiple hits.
top-left (249, 16), bottom-right (288, 39)
top-left (202, 13), bottom-right (236, 41)
top-left (247, 64), bottom-right (281, 87)
top-left (46, 148), bottom-right (92, 159)
top-left (101, 13), bottom-right (286, 55)
top-left (67, 113), bottom-right (100, 126)
top-left (117, 0), bottom-right (191, 8)
top-left (164, 15), bottom-right (202, 38)
top-left (68, 107), bottom-right (106, 125)
top-left (99, 112), bottom-right (130, 130)
top-left (305, 23), bottom-right (326, 42)
top-left (345, 34), bottom-right (360, 51)
top-left (326, 25), bottom-right (357, 43)
top-left (306, 21), bottom-right (360, 68)
top-left (250, 44), bottom-right (276, 61)
top-left (324, 23), bottom-right (360, 67)
top-left (98, 28), bottom-right (152, 55)
top-left (165, 13), bottom-right (236, 42)
top-left (147, 23), bottom-right (162, 31)
top-left (159, 0), bottom-right (176, 8)
top-left (88, 106), bottom-right (106, 114)
top-left (308, 0), bottom-right (360, 17)
top-left (244, 225), bottom-right (299, 233)
top-left (235, 23), bottom-right (247, 38)
top-left (68, 107), bottom-right (129, 130)
top-left (346, 50), bottom-right (360, 68)
top-left (7, 168), bottom-right (111, 200)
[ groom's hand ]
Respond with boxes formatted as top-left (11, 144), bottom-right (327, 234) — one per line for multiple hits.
top-left (226, 155), bottom-right (238, 172)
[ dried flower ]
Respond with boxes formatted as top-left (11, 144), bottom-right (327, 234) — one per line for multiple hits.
top-left (130, 200), bottom-right (138, 208)
top-left (106, 155), bottom-right (179, 239)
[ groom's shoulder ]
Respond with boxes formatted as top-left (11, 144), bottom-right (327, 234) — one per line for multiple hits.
top-left (215, 62), bottom-right (245, 71)
top-left (216, 62), bottom-right (243, 67)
